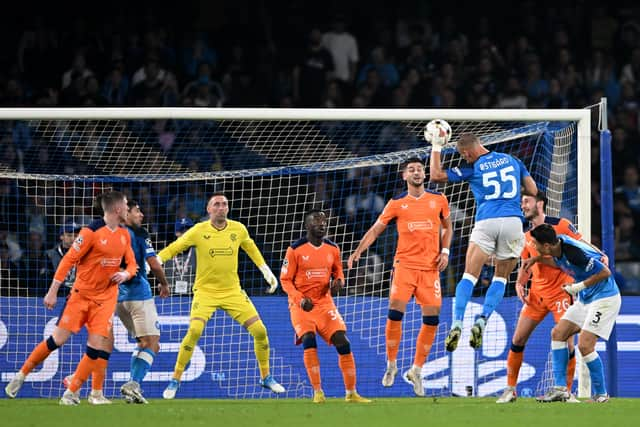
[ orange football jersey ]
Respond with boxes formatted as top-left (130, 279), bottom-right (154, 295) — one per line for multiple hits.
top-left (280, 237), bottom-right (344, 306)
top-left (522, 216), bottom-right (582, 295)
top-left (378, 190), bottom-right (450, 270)
top-left (54, 219), bottom-right (137, 302)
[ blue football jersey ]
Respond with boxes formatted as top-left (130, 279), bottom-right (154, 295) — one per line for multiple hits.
top-left (446, 151), bottom-right (530, 221)
top-left (554, 235), bottom-right (619, 303)
top-left (118, 225), bottom-right (156, 302)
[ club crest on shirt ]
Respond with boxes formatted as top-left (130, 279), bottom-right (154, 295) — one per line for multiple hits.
top-left (230, 233), bottom-right (237, 242)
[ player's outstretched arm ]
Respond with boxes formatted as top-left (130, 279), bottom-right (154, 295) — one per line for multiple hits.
top-left (522, 175), bottom-right (537, 197)
top-left (148, 255), bottom-right (171, 297)
top-left (347, 221), bottom-right (386, 269)
top-left (428, 149), bottom-right (448, 183)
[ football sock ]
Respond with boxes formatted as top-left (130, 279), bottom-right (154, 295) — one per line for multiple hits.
top-left (551, 341), bottom-right (569, 387)
top-left (21, 336), bottom-right (58, 375)
top-left (131, 348), bottom-right (155, 383)
top-left (338, 353), bottom-right (356, 391)
top-left (482, 277), bottom-right (507, 319)
top-left (583, 351), bottom-right (607, 395)
top-left (506, 344), bottom-right (525, 387)
top-left (385, 318), bottom-right (402, 362)
top-left (303, 348), bottom-right (321, 390)
top-left (454, 274), bottom-right (477, 322)
top-left (414, 318), bottom-right (438, 367)
top-left (174, 319), bottom-right (204, 381)
top-left (247, 320), bottom-right (270, 379)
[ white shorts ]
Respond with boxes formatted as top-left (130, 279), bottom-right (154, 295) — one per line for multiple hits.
top-left (116, 299), bottom-right (160, 338)
top-left (562, 294), bottom-right (621, 340)
top-left (469, 217), bottom-right (525, 260)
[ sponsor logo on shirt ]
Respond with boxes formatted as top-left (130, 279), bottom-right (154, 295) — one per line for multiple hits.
top-left (408, 220), bottom-right (433, 231)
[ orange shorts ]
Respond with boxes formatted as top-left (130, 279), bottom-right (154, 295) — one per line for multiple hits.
top-left (290, 300), bottom-right (346, 345)
top-left (57, 290), bottom-right (117, 338)
top-left (390, 264), bottom-right (441, 307)
top-left (521, 287), bottom-right (572, 323)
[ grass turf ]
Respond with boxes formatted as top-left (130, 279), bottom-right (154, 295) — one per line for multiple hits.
top-left (2, 397), bottom-right (639, 427)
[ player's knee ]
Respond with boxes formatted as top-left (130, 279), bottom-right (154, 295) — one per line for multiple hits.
top-left (331, 331), bottom-right (350, 352)
top-left (550, 326), bottom-right (564, 342)
top-left (140, 336), bottom-right (160, 353)
top-left (301, 333), bottom-right (317, 350)
top-left (510, 343), bottom-right (525, 353)
top-left (577, 343), bottom-right (594, 357)
top-left (388, 309), bottom-right (404, 321)
top-left (247, 320), bottom-right (268, 341)
top-left (46, 336), bottom-right (60, 351)
top-left (422, 315), bottom-right (439, 326)
top-left (187, 320), bottom-right (205, 341)
top-left (86, 346), bottom-right (101, 360)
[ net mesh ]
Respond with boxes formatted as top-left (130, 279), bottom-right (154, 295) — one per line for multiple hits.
top-left (0, 115), bottom-right (578, 399)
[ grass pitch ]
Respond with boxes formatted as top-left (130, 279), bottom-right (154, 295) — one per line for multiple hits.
top-left (2, 397), bottom-right (638, 427)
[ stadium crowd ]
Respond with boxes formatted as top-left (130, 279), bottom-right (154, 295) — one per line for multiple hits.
top-left (1, 1), bottom-right (640, 295)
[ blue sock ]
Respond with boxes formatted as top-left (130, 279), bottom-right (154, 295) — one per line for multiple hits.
top-left (131, 348), bottom-right (155, 383)
top-left (454, 274), bottom-right (477, 322)
top-left (482, 277), bottom-right (507, 318)
top-left (551, 341), bottom-right (569, 387)
top-left (584, 352), bottom-right (607, 395)
top-left (131, 346), bottom-right (141, 373)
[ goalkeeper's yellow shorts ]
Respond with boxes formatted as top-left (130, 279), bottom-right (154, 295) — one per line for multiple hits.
top-left (190, 289), bottom-right (259, 325)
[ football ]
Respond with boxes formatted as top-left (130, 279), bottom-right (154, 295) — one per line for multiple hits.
top-left (424, 119), bottom-right (452, 146)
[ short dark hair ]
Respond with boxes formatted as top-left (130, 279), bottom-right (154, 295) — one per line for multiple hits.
top-left (401, 156), bottom-right (424, 170)
top-left (530, 223), bottom-right (557, 244)
top-left (209, 192), bottom-right (226, 201)
top-left (98, 191), bottom-right (126, 213)
top-left (534, 191), bottom-right (548, 210)
top-left (127, 199), bottom-right (140, 210)
top-left (304, 208), bottom-right (325, 225)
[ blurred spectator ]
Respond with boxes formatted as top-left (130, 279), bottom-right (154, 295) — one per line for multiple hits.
top-left (322, 14), bottom-right (359, 92)
top-left (61, 52), bottom-right (94, 90)
top-left (615, 214), bottom-right (640, 260)
top-left (182, 62), bottom-right (224, 107)
top-left (616, 164), bottom-right (640, 217)
top-left (162, 217), bottom-right (196, 294)
top-left (44, 220), bottom-right (81, 294)
top-left (356, 45), bottom-right (399, 89)
top-left (293, 28), bottom-right (334, 107)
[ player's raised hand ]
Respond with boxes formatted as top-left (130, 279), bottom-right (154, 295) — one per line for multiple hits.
top-left (330, 278), bottom-right (345, 295)
top-left (300, 297), bottom-right (313, 312)
top-left (347, 252), bottom-right (360, 269)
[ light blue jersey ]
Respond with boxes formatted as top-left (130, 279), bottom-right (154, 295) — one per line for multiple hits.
top-left (554, 235), bottom-right (619, 304)
top-left (446, 152), bottom-right (530, 221)
top-left (118, 225), bottom-right (156, 302)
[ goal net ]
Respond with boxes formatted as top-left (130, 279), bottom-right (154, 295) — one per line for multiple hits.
top-left (0, 108), bottom-right (591, 400)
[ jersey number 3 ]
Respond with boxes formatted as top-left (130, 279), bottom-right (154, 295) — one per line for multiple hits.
top-left (482, 166), bottom-right (517, 200)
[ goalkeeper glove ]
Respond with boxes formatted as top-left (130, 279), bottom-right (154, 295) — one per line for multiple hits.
top-left (562, 281), bottom-right (586, 296)
top-left (259, 264), bottom-right (279, 294)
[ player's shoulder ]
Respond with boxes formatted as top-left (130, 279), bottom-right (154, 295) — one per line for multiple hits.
top-left (544, 216), bottom-right (562, 226)
top-left (290, 237), bottom-right (308, 249)
top-left (227, 218), bottom-right (248, 231)
top-left (390, 191), bottom-right (408, 201)
top-left (128, 225), bottom-right (150, 239)
top-left (86, 218), bottom-right (105, 232)
top-left (322, 238), bottom-right (340, 249)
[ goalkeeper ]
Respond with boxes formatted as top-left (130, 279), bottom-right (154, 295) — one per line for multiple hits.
top-left (158, 193), bottom-right (285, 398)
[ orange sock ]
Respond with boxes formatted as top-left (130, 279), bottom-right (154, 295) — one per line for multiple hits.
top-left (385, 320), bottom-right (402, 362)
top-left (21, 340), bottom-right (55, 375)
top-left (506, 350), bottom-right (524, 387)
top-left (567, 352), bottom-right (576, 391)
top-left (303, 348), bottom-right (321, 390)
top-left (69, 355), bottom-right (98, 393)
top-left (338, 353), bottom-right (356, 391)
top-left (91, 358), bottom-right (108, 391)
top-left (413, 324), bottom-right (437, 366)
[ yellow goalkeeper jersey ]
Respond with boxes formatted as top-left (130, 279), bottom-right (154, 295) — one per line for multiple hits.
top-left (158, 219), bottom-right (266, 294)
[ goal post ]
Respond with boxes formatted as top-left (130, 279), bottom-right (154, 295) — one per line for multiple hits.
top-left (0, 106), bottom-right (600, 400)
